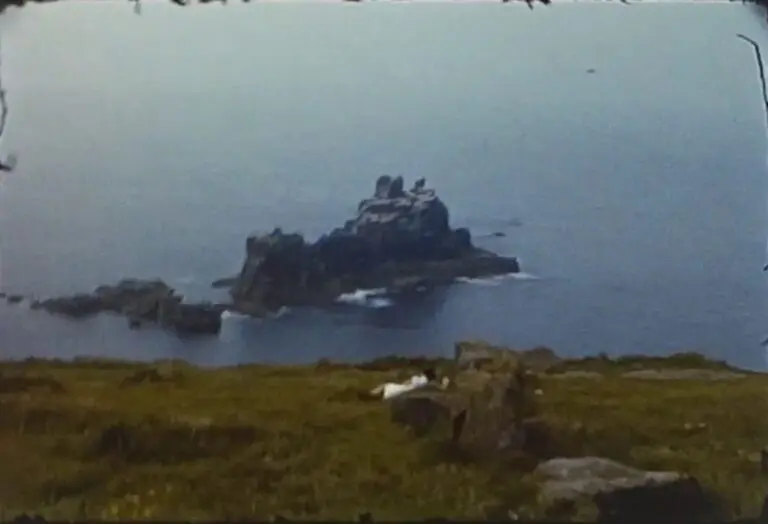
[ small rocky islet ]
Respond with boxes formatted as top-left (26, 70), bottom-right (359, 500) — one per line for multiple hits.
top-left (0, 176), bottom-right (520, 336)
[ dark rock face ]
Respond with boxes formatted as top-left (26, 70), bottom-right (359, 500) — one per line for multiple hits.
top-left (31, 293), bottom-right (103, 316)
top-left (390, 392), bottom-right (454, 438)
top-left (223, 177), bottom-right (520, 316)
top-left (6, 294), bottom-right (23, 304)
top-left (30, 279), bottom-right (226, 337)
top-left (592, 476), bottom-right (730, 523)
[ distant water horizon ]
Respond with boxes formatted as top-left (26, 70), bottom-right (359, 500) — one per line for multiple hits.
top-left (1, 2), bottom-right (768, 370)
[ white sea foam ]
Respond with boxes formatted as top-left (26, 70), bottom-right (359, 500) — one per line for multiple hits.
top-left (367, 297), bottom-right (394, 308)
top-left (509, 272), bottom-right (540, 281)
top-left (220, 309), bottom-right (248, 321)
top-left (270, 306), bottom-right (291, 318)
top-left (221, 306), bottom-right (291, 321)
top-left (335, 288), bottom-right (393, 308)
top-left (455, 272), bottom-right (540, 286)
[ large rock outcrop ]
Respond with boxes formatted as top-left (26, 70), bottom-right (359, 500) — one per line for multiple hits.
top-left (388, 342), bottom-right (544, 460)
top-left (27, 279), bottom-right (226, 337)
top-left (220, 176), bottom-right (520, 316)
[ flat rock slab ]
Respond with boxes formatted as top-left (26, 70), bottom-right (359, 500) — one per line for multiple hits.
top-left (620, 369), bottom-right (746, 381)
top-left (536, 457), bottom-right (681, 501)
top-left (535, 457), bottom-right (730, 522)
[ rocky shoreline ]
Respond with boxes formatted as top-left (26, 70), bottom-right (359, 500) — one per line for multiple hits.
top-left (4, 281), bottom-right (227, 336)
top-left (0, 177), bottom-right (520, 336)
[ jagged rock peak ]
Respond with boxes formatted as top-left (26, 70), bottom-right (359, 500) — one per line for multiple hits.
top-left (373, 175), bottom-right (432, 200)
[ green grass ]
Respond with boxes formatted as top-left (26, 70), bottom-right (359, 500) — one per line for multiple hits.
top-left (0, 346), bottom-right (765, 520)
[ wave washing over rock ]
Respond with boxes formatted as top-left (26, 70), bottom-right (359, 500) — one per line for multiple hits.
top-left (335, 288), bottom-right (394, 309)
top-left (1, 176), bottom-right (520, 337)
top-left (455, 271), bottom-right (540, 286)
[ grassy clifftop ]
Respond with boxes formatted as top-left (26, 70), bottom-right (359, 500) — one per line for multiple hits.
top-left (0, 344), bottom-right (765, 520)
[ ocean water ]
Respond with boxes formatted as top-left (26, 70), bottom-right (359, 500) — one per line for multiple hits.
top-left (0, 1), bottom-right (767, 369)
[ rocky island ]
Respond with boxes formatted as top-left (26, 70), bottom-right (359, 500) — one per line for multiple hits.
top-left (216, 176), bottom-right (520, 317)
top-left (25, 280), bottom-right (226, 335)
top-left (0, 176), bottom-right (519, 337)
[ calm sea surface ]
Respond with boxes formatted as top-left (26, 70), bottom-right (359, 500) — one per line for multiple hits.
top-left (1, 1), bottom-right (768, 369)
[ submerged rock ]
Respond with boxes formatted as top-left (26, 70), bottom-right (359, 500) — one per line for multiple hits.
top-left (220, 176), bottom-right (520, 316)
top-left (30, 279), bottom-right (226, 337)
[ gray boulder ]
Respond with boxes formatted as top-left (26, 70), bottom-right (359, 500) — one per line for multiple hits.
top-left (536, 457), bottom-right (682, 501)
top-left (454, 340), bottom-right (563, 373)
top-left (535, 457), bottom-right (730, 522)
top-left (388, 354), bottom-right (540, 457)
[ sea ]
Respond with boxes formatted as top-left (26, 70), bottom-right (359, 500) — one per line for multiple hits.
top-left (1, 0), bottom-right (768, 369)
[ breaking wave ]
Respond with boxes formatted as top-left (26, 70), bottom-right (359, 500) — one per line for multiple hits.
top-left (455, 272), bottom-right (540, 286)
top-left (220, 310), bottom-right (247, 321)
top-left (220, 306), bottom-right (291, 322)
top-left (335, 288), bottom-right (394, 308)
top-left (270, 306), bottom-right (291, 318)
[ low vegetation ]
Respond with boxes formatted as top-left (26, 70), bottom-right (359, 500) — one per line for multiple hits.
top-left (0, 343), bottom-right (765, 520)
